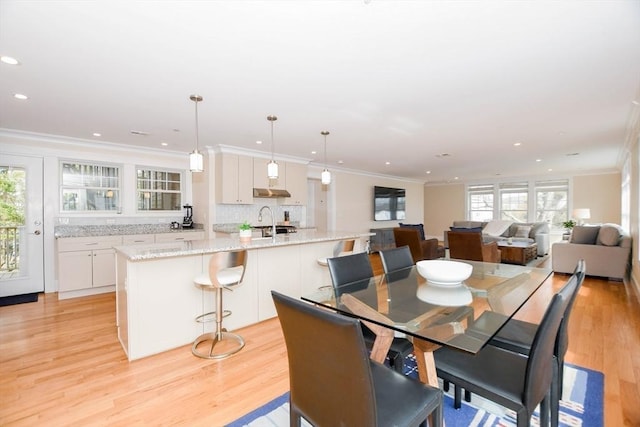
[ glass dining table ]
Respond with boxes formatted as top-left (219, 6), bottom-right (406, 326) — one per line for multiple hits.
top-left (302, 259), bottom-right (552, 387)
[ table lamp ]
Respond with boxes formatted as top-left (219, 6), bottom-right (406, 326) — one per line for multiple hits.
top-left (573, 208), bottom-right (591, 225)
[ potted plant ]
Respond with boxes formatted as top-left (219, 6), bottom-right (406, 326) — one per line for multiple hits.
top-left (239, 221), bottom-right (252, 242)
top-left (562, 219), bottom-right (576, 236)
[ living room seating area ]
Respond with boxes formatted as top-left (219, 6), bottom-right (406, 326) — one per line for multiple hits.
top-left (443, 220), bottom-right (550, 257)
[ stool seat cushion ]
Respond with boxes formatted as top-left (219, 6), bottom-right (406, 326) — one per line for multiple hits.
top-left (193, 272), bottom-right (212, 286)
top-left (194, 266), bottom-right (244, 287)
top-left (217, 266), bottom-right (245, 286)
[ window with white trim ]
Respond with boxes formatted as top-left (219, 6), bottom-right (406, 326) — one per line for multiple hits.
top-left (467, 184), bottom-right (494, 221)
top-left (136, 168), bottom-right (182, 211)
top-left (535, 179), bottom-right (569, 230)
top-left (500, 182), bottom-right (528, 222)
top-left (60, 162), bottom-right (120, 212)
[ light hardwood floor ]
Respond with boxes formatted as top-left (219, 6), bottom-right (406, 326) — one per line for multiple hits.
top-left (1, 265), bottom-right (640, 426)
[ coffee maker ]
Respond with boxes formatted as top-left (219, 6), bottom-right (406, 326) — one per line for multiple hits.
top-left (182, 204), bottom-right (194, 228)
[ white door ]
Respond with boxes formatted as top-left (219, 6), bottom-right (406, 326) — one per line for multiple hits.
top-left (0, 154), bottom-right (44, 297)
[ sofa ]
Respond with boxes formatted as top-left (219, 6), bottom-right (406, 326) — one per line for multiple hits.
top-left (443, 220), bottom-right (550, 257)
top-left (552, 224), bottom-right (631, 280)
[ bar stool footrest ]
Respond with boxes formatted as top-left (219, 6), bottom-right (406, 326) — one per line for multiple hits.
top-left (191, 331), bottom-right (245, 359)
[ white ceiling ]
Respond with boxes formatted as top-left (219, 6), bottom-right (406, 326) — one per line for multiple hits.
top-left (1, 1), bottom-right (640, 184)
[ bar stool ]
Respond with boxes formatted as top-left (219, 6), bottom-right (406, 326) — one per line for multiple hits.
top-left (192, 250), bottom-right (247, 359)
top-left (316, 239), bottom-right (356, 266)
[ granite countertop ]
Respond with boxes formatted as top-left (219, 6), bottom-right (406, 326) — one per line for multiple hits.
top-left (114, 229), bottom-right (374, 261)
top-left (54, 224), bottom-right (204, 238)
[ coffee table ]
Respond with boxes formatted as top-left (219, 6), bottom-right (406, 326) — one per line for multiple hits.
top-left (497, 241), bottom-right (538, 265)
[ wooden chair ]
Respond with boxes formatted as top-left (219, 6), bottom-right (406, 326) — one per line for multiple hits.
top-left (446, 230), bottom-right (501, 263)
top-left (272, 291), bottom-right (443, 427)
top-left (393, 228), bottom-right (444, 263)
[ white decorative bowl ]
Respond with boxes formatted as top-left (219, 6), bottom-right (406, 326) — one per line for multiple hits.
top-left (415, 260), bottom-right (473, 306)
top-left (416, 260), bottom-right (473, 286)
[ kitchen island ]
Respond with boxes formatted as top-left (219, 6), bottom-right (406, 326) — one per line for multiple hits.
top-left (115, 230), bottom-right (372, 360)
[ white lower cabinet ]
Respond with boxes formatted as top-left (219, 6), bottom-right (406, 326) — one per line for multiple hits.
top-left (57, 236), bottom-right (122, 298)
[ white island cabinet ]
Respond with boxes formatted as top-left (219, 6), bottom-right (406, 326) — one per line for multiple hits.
top-left (115, 230), bottom-right (372, 361)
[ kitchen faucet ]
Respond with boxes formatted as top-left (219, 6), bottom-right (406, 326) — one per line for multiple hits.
top-left (258, 205), bottom-right (276, 241)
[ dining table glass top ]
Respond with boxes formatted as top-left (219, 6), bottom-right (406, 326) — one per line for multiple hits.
top-left (302, 260), bottom-right (552, 354)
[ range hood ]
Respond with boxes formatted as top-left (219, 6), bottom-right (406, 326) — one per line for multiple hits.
top-left (253, 188), bottom-right (291, 198)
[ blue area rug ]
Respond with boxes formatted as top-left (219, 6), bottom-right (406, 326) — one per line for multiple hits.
top-left (227, 355), bottom-right (603, 427)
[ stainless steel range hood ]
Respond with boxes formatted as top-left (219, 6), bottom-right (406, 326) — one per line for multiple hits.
top-left (253, 188), bottom-right (291, 198)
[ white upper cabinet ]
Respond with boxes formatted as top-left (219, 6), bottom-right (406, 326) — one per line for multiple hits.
top-left (283, 162), bottom-right (308, 205)
top-left (216, 153), bottom-right (254, 204)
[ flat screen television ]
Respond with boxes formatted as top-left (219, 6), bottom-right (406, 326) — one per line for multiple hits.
top-left (373, 186), bottom-right (406, 221)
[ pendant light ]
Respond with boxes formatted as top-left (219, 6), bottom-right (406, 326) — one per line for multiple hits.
top-left (189, 94), bottom-right (204, 172)
top-left (321, 130), bottom-right (331, 185)
top-left (267, 115), bottom-right (278, 179)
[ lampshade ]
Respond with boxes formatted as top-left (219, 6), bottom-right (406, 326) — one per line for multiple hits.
top-left (573, 208), bottom-right (591, 219)
top-left (189, 94), bottom-right (204, 173)
top-left (267, 115), bottom-right (278, 179)
top-left (321, 130), bottom-right (331, 185)
top-left (267, 160), bottom-right (278, 179)
top-left (321, 169), bottom-right (331, 185)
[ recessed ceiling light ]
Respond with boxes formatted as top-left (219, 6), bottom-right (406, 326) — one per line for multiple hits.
top-left (566, 152), bottom-right (580, 156)
top-left (13, 93), bottom-right (28, 100)
top-left (385, 161), bottom-right (391, 165)
top-left (548, 168), bottom-right (553, 172)
top-left (338, 160), bottom-right (344, 165)
top-left (256, 140), bottom-right (263, 145)
top-left (513, 142), bottom-right (521, 147)
top-left (1, 56), bottom-right (19, 65)
top-left (632, 100), bottom-right (639, 106)
top-left (454, 176), bottom-right (459, 180)
top-left (92, 132), bottom-right (101, 137)
top-left (436, 153), bottom-right (451, 158)
top-left (536, 159), bottom-right (542, 162)
top-left (130, 130), bottom-right (149, 136)
top-left (161, 142), bottom-right (168, 146)
top-left (311, 150), bottom-right (317, 155)
top-left (426, 170), bottom-right (431, 174)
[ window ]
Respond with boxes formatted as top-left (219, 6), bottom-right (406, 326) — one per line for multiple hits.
top-left (467, 184), bottom-right (494, 221)
top-left (61, 162), bottom-right (120, 212)
top-left (136, 168), bottom-right (182, 211)
top-left (500, 182), bottom-right (528, 222)
top-left (535, 179), bottom-right (569, 230)
top-left (467, 178), bottom-right (570, 227)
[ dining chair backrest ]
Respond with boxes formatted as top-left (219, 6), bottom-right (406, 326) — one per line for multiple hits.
top-left (523, 272), bottom-right (579, 410)
top-left (271, 290), bottom-right (379, 426)
top-left (379, 245), bottom-right (414, 274)
top-left (555, 259), bottom-right (586, 361)
top-left (327, 252), bottom-right (374, 295)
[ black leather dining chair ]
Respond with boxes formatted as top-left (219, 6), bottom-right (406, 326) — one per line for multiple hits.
top-left (379, 245), bottom-right (414, 273)
top-left (327, 252), bottom-right (415, 373)
top-left (434, 269), bottom-right (579, 427)
top-left (272, 291), bottom-right (443, 427)
top-left (461, 259), bottom-right (586, 427)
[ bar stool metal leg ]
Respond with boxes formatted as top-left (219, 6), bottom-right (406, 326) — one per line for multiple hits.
top-left (192, 287), bottom-right (245, 359)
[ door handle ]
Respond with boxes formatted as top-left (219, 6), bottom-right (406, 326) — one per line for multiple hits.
top-left (32, 230), bottom-right (41, 235)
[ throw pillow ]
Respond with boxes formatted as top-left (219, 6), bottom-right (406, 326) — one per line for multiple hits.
top-left (399, 223), bottom-right (425, 240)
top-left (482, 220), bottom-right (513, 237)
top-left (514, 225), bottom-right (531, 238)
top-left (449, 226), bottom-right (483, 233)
top-left (597, 224), bottom-right (622, 246)
top-left (570, 225), bottom-right (601, 245)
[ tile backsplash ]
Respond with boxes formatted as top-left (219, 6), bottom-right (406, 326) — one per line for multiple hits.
top-left (216, 204), bottom-right (305, 227)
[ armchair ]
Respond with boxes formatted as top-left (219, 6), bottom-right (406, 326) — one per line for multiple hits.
top-left (393, 227), bottom-right (445, 263)
top-left (447, 231), bottom-right (501, 263)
